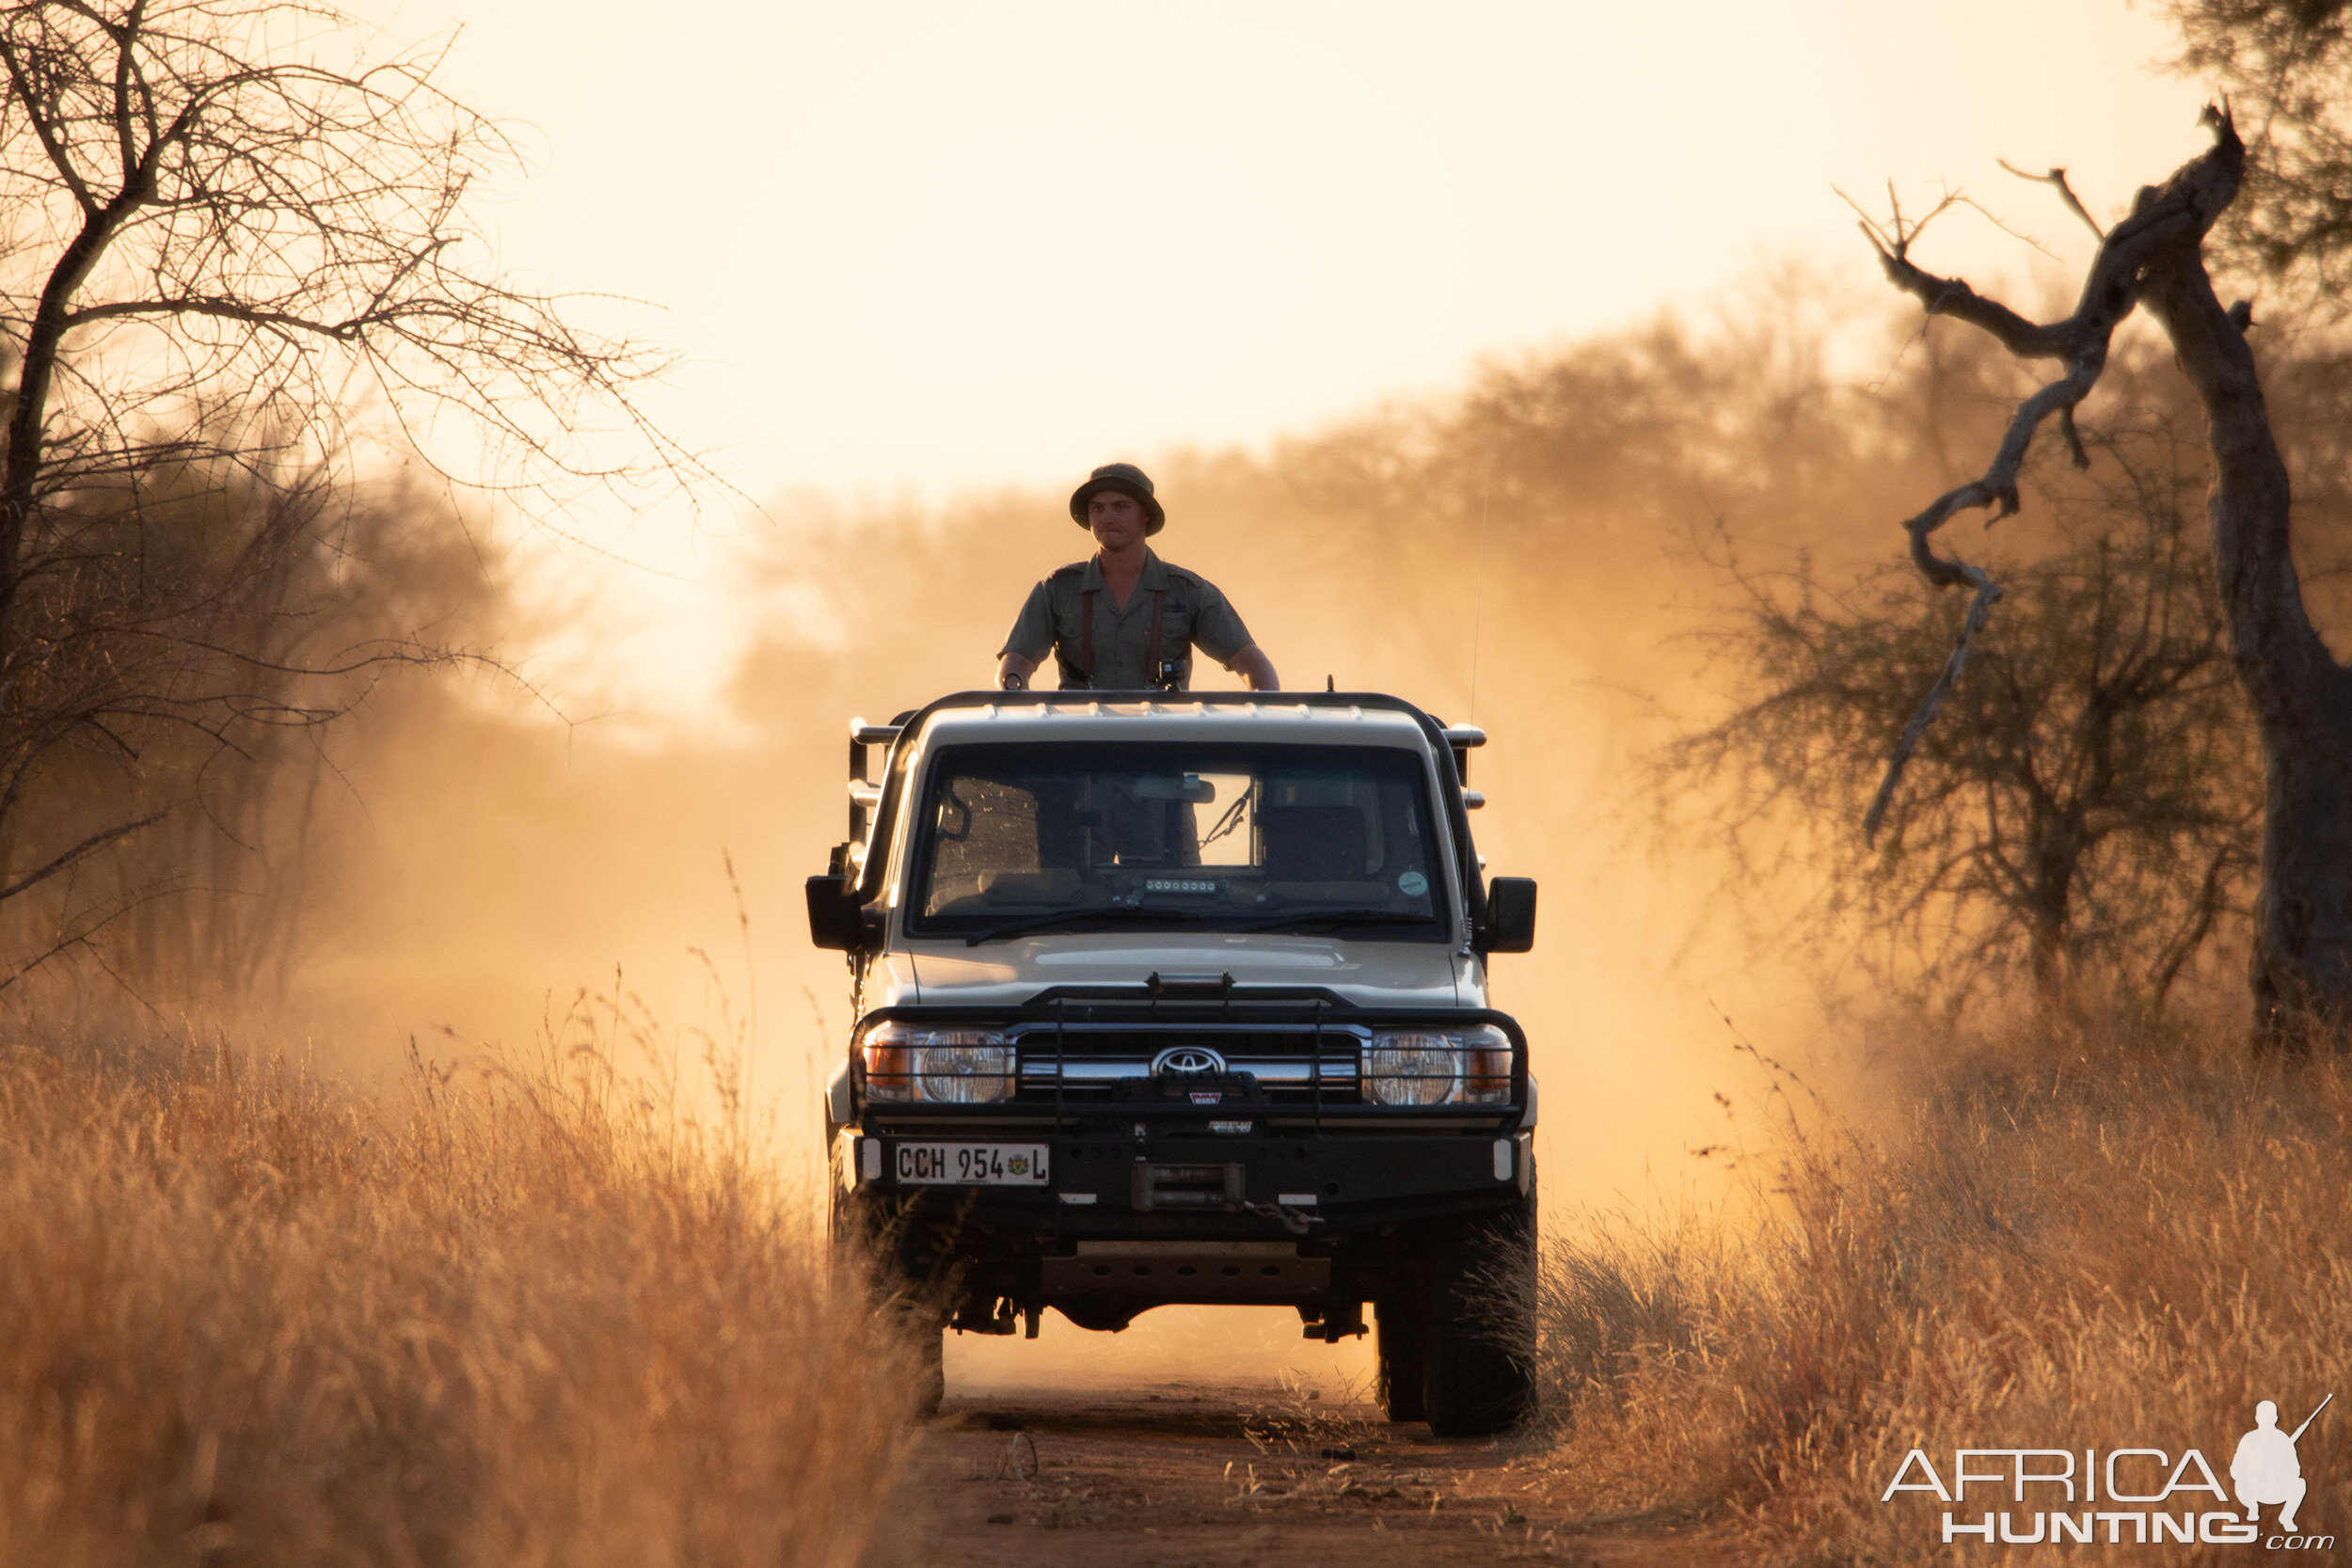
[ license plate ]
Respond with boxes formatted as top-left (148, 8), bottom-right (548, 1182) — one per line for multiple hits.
top-left (895, 1142), bottom-right (1050, 1186)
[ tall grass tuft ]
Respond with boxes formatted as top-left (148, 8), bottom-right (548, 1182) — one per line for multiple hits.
top-left (1531, 1011), bottom-right (2352, 1563)
top-left (0, 1003), bottom-right (914, 1567)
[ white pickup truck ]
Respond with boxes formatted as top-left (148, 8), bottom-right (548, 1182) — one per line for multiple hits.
top-left (808, 689), bottom-right (1539, 1434)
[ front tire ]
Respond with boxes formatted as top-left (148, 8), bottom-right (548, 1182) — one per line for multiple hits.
top-left (829, 1124), bottom-right (945, 1418)
top-left (1421, 1193), bottom-right (1538, 1438)
top-left (1375, 1295), bottom-right (1428, 1422)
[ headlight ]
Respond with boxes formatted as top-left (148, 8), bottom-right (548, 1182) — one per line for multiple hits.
top-left (858, 1023), bottom-right (1013, 1103)
top-left (1363, 1025), bottom-right (1513, 1107)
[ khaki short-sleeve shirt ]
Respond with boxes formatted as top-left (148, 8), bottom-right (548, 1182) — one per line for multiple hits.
top-left (999, 549), bottom-right (1254, 690)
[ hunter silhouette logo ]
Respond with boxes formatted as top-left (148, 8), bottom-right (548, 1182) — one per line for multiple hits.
top-left (2234, 1395), bottom-right (2329, 1534)
top-left (1879, 1394), bottom-right (2335, 1549)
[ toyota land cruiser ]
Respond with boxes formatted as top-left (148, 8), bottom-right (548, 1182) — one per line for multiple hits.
top-left (807, 689), bottom-right (1539, 1434)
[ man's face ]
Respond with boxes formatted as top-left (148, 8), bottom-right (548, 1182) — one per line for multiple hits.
top-left (1088, 490), bottom-right (1148, 552)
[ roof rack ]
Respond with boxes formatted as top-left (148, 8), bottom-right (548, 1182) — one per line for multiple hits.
top-left (912, 688), bottom-right (1440, 719)
top-left (898, 689), bottom-right (1491, 794)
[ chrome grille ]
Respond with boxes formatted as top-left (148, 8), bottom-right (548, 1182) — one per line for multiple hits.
top-left (1009, 1023), bottom-right (1364, 1103)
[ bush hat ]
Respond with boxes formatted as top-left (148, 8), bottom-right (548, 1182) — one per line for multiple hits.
top-left (1069, 462), bottom-right (1165, 535)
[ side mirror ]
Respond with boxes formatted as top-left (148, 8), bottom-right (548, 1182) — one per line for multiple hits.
top-left (1477, 876), bottom-right (1537, 955)
top-left (806, 875), bottom-right (871, 952)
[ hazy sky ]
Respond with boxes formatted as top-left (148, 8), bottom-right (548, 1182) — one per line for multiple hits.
top-left (348, 0), bottom-right (2213, 715)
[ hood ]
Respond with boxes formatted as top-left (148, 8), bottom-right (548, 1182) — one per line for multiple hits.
top-left (905, 932), bottom-right (1462, 1008)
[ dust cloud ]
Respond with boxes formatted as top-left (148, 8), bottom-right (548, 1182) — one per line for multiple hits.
top-left (15, 277), bottom-right (2202, 1388)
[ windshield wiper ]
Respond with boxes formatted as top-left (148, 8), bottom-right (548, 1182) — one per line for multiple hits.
top-left (1224, 910), bottom-right (1438, 934)
top-left (963, 907), bottom-right (1209, 947)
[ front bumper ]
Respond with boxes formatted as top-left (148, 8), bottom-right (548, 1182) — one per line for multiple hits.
top-left (834, 999), bottom-right (1535, 1322)
top-left (837, 1109), bottom-right (1534, 1323)
top-left (840, 1122), bottom-right (1534, 1227)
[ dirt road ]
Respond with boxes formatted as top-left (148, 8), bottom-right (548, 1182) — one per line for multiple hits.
top-left (872, 1382), bottom-right (1729, 1567)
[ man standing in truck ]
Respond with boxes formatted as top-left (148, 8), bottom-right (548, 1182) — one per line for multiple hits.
top-left (995, 462), bottom-right (1281, 692)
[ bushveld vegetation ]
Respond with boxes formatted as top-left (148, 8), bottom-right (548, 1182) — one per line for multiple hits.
top-left (0, 1000), bottom-right (914, 1567)
top-left (1503, 35), bottom-right (2352, 1553)
top-left (0, 0), bottom-right (688, 1007)
top-left (12, 273), bottom-right (2346, 1568)
top-left (9, 7), bottom-right (2351, 1560)
top-left (1528, 1014), bottom-right (2352, 1563)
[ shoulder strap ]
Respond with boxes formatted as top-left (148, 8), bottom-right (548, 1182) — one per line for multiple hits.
top-left (1080, 586), bottom-right (1096, 683)
top-left (1148, 588), bottom-right (1166, 682)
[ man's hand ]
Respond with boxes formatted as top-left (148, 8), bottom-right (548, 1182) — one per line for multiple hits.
top-left (997, 651), bottom-right (1039, 690)
top-left (1227, 644), bottom-right (1279, 691)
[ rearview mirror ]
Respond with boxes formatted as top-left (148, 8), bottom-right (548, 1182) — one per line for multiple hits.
top-left (1477, 876), bottom-right (1537, 955)
top-left (806, 875), bottom-right (871, 952)
top-left (1132, 773), bottom-right (1216, 803)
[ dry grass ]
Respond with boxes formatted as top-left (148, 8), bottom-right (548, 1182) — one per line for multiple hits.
top-left (0, 1005), bottom-right (916, 1567)
top-left (1529, 1009), bottom-right (2352, 1563)
top-left (1237, 1370), bottom-right (1379, 1457)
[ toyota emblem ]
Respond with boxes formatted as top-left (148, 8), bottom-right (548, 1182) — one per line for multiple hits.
top-left (1151, 1045), bottom-right (1228, 1077)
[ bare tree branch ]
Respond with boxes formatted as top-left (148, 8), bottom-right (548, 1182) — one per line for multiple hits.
top-left (1999, 159), bottom-right (2108, 239)
top-left (1862, 566), bottom-right (2002, 840)
top-left (0, 806), bottom-right (165, 901)
top-left (1859, 108), bottom-right (2249, 843)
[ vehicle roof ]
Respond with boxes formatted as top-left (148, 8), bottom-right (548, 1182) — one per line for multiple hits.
top-left (911, 694), bottom-right (1439, 752)
top-left (845, 691), bottom-right (1484, 908)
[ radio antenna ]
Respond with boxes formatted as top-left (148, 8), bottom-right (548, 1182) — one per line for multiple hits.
top-left (1469, 455), bottom-right (1493, 721)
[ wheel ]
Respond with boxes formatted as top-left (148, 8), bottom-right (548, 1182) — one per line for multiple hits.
top-left (1421, 1193), bottom-right (1538, 1438)
top-left (830, 1126), bottom-right (946, 1418)
top-left (1375, 1295), bottom-right (1428, 1422)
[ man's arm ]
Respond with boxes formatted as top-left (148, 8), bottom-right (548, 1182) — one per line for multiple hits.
top-left (1225, 643), bottom-right (1279, 691)
top-left (1186, 578), bottom-right (1276, 690)
top-left (998, 582), bottom-right (1057, 689)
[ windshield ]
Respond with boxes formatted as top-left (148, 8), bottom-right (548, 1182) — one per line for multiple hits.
top-left (906, 742), bottom-right (1451, 941)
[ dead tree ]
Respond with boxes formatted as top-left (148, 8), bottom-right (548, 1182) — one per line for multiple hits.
top-left (1, 1), bottom-right (676, 643)
top-left (1864, 108), bottom-right (2352, 1047)
top-left (0, 0), bottom-right (690, 938)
